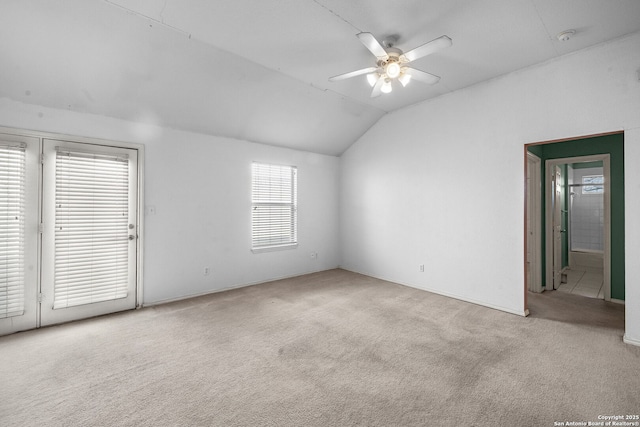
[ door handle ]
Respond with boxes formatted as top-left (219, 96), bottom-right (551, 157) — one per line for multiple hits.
top-left (128, 235), bottom-right (135, 240)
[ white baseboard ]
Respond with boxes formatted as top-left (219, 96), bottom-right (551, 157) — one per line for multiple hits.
top-left (611, 298), bottom-right (625, 305)
top-left (623, 334), bottom-right (640, 347)
top-left (142, 267), bottom-right (339, 307)
top-left (340, 267), bottom-right (528, 317)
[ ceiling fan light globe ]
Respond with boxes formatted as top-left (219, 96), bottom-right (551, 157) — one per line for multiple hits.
top-left (381, 79), bottom-right (393, 94)
top-left (398, 73), bottom-right (411, 87)
top-left (386, 62), bottom-right (401, 79)
top-left (366, 73), bottom-right (379, 87)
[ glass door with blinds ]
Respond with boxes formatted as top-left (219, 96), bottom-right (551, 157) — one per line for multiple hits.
top-left (40, 139), bottom-right (138, 326)
top-left (0, 134), bottom-right (39, 335)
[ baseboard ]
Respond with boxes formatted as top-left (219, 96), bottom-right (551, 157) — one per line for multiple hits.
top-left (142, 267), bottom-right (339, 307)
top-left (143, 283), bottom-right (256, 307)
top-left (611, 298), bottom-right (625, 305)
top-left (623, 334), bottom-right (640, 347)
top-left (340, 267), bottom-right (528, 317)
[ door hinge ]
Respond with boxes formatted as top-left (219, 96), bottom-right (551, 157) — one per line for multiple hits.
top-left (40, 153), bottom-right (45, 164)
top-left (37, 293), bottom-right (43, 303)
top-left (39, 223), bottom-right (44, 234)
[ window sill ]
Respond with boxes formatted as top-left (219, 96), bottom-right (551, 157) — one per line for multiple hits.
top-left (251, 243), bottom-right (298, 254)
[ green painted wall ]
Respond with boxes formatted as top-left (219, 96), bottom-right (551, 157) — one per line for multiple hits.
top-left (527, 145), bottom-right (543, 158)
top-left (572, 161), bottom-right (604, 170)
top-left (527, 133), bottom-right (624, 300)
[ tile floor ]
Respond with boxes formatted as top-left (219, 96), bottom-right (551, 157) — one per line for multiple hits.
top-left (557, 267), bottom-right (604, 299)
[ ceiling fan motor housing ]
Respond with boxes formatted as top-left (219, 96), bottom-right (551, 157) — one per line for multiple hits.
top-left (377, 48), bottom-right (404, 79)
top-left (378, 47), bottom-right (402, 64)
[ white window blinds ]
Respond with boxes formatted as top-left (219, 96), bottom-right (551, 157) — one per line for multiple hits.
top-left (54, 148), bottom-right (130, 309)
top-left (251, 162), bottom-right (297, 250)
top-left (0, 143), bottom-right (26, 319)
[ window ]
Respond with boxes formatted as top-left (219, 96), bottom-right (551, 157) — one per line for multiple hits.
top-left (251, 162), bottom-right (297, 251)
top-left (582, 175), bottom-right (604, 194)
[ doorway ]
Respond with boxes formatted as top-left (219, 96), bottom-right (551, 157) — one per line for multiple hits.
top-left (545, 155), bottom-right (610, 300)
top-left (0, 129), bottom-right (143, 335)
top-left (524, 131), bottom-right (625, 311)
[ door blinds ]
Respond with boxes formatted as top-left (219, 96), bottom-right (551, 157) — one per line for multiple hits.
top-left (0, 143), bottom-right (26, 319)
top-left (251, 162), bottom-right (297, 250)
top-left (54, 148), bottom-right (130, 309)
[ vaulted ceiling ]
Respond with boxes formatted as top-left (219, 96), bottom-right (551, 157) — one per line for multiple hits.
top-left (1, 1), bottom-right (639, 155)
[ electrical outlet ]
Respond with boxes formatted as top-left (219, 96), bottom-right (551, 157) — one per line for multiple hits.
top-left (203, 267), bottom-right (210, 276)
top-left (419, 264), bottom-right (424, 272)
top-left (310, 252), bottom-right (318, 260)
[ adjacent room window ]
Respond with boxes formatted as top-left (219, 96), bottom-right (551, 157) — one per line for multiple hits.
top-left (251, 162), bottom-right (297, 251)
top-left (582, 175), bottom-right (604, 194)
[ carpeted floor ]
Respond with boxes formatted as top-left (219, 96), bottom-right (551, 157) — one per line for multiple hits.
top-left (1, 269), bottom-right (638, 426)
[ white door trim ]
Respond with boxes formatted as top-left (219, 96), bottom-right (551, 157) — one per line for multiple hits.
top-left (526, 152), bottom-right (542, 293)
top-left (551, 165), bottom-right (563, 290)
top-left (545, 155), bottom-right (611, 300)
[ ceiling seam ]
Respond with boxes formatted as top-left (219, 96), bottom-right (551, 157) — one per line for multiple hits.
top-left (529, 0), bottom-right (560, 56)
top-left (159, 0), bottom-right (168, 24)
top-left (311, 0), bottom-right (361, 33)
top-left (101, 0), bottom-right (192, 39)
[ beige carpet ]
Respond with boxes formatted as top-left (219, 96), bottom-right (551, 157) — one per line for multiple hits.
top-left (1, 269), bottom-right (638, 426)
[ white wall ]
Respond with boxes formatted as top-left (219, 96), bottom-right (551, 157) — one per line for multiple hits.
top-left (340, 32), bottom-right (640, 342)
top-left (0, 99), bottom-right (340, 304)
top-left (1, 32), bottom-right (639, 344)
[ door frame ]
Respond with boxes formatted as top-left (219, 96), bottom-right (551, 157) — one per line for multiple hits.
top-left (545, 154), bottom-right (611, 300)
top-left (40, 139), bottom-right (139, 326)
top-left (526, 152), bottom-right (542, 293)
top-left (0, 125), bottom-right (145, 334)
top-left (550, 164), bottom-right (563, 290)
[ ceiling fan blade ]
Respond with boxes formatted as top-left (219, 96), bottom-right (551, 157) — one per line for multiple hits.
top-left (357, 32), bottom-right (389, 60)
top-left (402, 35), bottom-right (452, 63)
top-left (370, 77), bottom-right (385, 98)
top-left (405, 68), bottom-right (441, 85)
top-left (328, 67), bottom-right (379, 82)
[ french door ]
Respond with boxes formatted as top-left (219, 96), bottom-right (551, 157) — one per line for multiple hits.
top-left (40, 139), bottom-right (138, 326)
top-left (0, 134), bottom-right (138, 335)
top-left (0, 134), bottom-right (39, 335)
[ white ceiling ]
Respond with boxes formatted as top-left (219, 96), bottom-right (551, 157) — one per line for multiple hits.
top-left (1, 1), bottom-right (639, 155)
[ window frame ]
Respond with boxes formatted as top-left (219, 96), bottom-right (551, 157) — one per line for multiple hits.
top-left (581, 174), bottom-right (604, 195)
top-left (250, 162), bottom-right (298, 253)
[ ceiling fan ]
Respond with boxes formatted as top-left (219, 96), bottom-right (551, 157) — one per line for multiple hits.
top-left (329, 32), bottom-right (452, 97)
